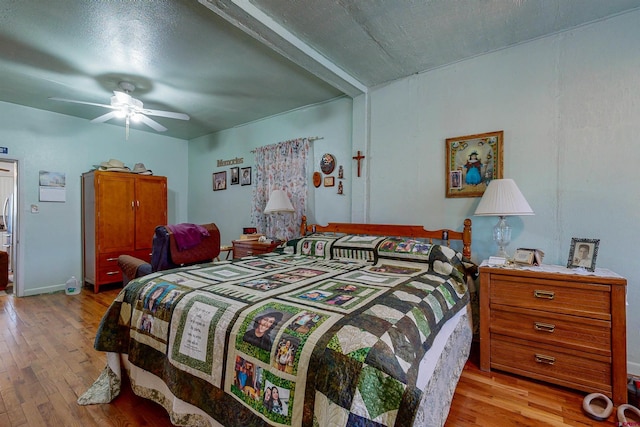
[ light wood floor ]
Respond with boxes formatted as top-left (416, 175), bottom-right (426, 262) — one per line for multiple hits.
top-left (0, 285), bottom-right (624, 426)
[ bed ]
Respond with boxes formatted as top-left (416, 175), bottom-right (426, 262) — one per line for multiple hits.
top-left (80, 218), bottom-right (476, 427)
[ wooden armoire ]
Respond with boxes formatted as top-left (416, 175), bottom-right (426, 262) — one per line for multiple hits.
top-left (82, 170), bottom-right (167, 292)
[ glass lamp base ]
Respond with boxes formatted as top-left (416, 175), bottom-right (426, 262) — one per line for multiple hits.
top-left (493, 216), bottom-right (512, 258)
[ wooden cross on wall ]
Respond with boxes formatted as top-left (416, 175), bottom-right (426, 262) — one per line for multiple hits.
top-left (352, 150), bottom-right (365, 177)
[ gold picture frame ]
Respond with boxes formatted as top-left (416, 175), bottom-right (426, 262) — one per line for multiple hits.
top-left (445, 130), bottom-right (503, 198)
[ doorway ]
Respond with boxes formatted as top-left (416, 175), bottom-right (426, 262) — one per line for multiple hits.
top-left (0, 159), bottom-right (18, 295)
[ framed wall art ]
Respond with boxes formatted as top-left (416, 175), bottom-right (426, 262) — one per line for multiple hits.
top-left (567, 238), bottom-right (599, 271)
top-left (240, 167), bottom-right (252, 186)
top-left (213, 171), bottom-right (227, 191)
top-left (320, 153), bottom-right (336, 174)
top-left (230, 167), bottom-right (240, 185)
top-left (324, 176), bottom-right (335, 187)
top-left (445, 130), bottom-right (503, 198)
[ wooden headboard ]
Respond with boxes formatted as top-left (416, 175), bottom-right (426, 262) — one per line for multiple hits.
top-left (300, 216), bottom-right (472, 259)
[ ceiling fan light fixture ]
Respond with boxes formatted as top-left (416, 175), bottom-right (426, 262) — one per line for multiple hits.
top-left (49, 80), bottom-right (189, 138)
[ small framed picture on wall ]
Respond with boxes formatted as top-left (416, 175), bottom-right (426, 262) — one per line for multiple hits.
top-left (240, 167), bottom-right (252, 186)
top-left (213, 171), bottom-right (227, 191)
top-left (230, 167), bottom-right (240, 185)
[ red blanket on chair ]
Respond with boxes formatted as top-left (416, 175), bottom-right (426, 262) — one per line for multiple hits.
top-left (167, 223), bottom-right (210, 251)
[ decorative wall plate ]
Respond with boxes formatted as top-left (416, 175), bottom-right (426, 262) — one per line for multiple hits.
top-left (313, 171), bottom-right (322, 188)
top-left (320, 153), bottom-right (336, 174)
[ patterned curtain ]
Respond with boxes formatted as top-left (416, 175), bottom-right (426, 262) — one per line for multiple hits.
top-left (251, 138), bottom-right (310, 240)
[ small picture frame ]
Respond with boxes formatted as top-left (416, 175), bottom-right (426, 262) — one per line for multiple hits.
top-left (213, 171), bottom-right (227, 191)
top-left (449, 170), bottom-right (462, 190)
top-left (230, 167), bottom-right (240, 185)
top-left (324, 176), bottom-right (335, 187)
top-left (240, 167), bottom-right (252, 186)
top-left (567, 238), bottom-right (599, 271)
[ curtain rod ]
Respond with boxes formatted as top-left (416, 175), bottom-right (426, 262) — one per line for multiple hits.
top-left (251, 136), bottom-right (324, 153)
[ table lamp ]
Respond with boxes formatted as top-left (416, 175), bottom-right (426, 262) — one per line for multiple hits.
top-left (474, 179), bottom-right (534, 258)
top-left (264, 189), bottom-right (294, 241)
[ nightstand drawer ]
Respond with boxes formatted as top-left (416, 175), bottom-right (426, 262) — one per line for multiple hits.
top-left (491, 336), bottom-right (612, 396)
top-left (490, 306), bottom-right (611, 356)
top-left (489, 277), bottom-right (611, 320)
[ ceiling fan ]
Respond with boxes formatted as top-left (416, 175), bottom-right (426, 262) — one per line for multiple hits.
top-left (50, 81), bottom-right (190, 138)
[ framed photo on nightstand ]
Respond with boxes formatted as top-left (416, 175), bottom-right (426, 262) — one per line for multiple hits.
top-left (567, 238), bottom-right (599, 271)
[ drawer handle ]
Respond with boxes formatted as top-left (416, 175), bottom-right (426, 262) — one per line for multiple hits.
top-left (534, 322), bottom-right (556, 333)
top-left (106, 257), bottom-right (119, 262)
top-left (534, 354), bottom-right (556, 365)
top-left (106, 271), bottom-right (120, 275)
top-left (534, 290), bottom-right (555, 300)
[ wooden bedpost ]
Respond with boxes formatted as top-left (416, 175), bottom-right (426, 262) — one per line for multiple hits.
top-left (300, 215), bottom-right (308, 237)
top-left (463, 218), bottom-right (472, 259)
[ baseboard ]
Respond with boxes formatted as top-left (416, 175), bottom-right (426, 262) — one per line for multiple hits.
top-left (22, 284), bottom-right (64, 296)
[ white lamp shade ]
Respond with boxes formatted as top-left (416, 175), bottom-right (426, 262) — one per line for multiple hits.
top-left (474, 179), bottom-right (534, 216)
top-left (264, 189), bottom-right (295, 214)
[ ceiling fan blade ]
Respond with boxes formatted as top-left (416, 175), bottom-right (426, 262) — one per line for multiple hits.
top-left (49, 97), bottom-right (116, 110)
top-left (91, 111), bottom-right (119, 123)
top-left (142, 108), bottom-right (190, 121)
top-left (136, 114), bottom-right (167, 132)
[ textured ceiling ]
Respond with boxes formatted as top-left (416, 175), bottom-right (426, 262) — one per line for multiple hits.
top-left (0, 0), bottom-right (638, 140)
top-left (248, 0), bottom-right (640, 87)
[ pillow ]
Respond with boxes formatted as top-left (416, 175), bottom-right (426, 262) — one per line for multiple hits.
top-left (295, 235), bottom-right (338, 258)
top-left (376, 237), bottom-right (434, 263)
top-left (330, 234), bottom-right (387, 262)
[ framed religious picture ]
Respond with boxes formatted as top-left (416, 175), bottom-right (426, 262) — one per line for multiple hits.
top-left (230, 167), bottom-right (240, 185)
top-left (213, 171), bottom-right (227, 191)
top-left (240, 167), bottom-right (252, 186)
top-left (567, 238), bottom-right (599, 272)
top-left (445, 130), bottom-right (503, 198)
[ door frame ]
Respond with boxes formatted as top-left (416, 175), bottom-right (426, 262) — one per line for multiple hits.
top-left (0, 157), bottom-right (20, 297)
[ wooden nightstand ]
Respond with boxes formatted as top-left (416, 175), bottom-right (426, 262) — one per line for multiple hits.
top-left (479, 264), bottom-right (627, 405)
top-left (232, 239), bottom-right (281, 259)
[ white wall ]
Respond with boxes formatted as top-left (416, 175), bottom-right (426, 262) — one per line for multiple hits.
top-left (0, 101), bottom-right (189, 296)
top-left (187, 98), bottom-right (353, 247)
top-left (359, 10), bottom-right (640, 372)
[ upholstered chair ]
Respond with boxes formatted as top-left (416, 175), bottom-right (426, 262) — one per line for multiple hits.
top-left (118, 223), bottom-right (221, 285)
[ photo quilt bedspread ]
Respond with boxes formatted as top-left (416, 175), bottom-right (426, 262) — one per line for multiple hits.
top-left (93, 241), bottom-right (470, 427)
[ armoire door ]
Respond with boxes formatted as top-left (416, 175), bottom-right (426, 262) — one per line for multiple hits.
top-left (96, 173), bottom-right (136, 253)
top-left (134, 176), bottom-right (167, 251)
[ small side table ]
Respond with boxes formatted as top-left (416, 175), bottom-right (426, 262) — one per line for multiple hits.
top-left (216, 245), bottom-right (233, 261)
top-left (232, 239), bottom-right (280, 259)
